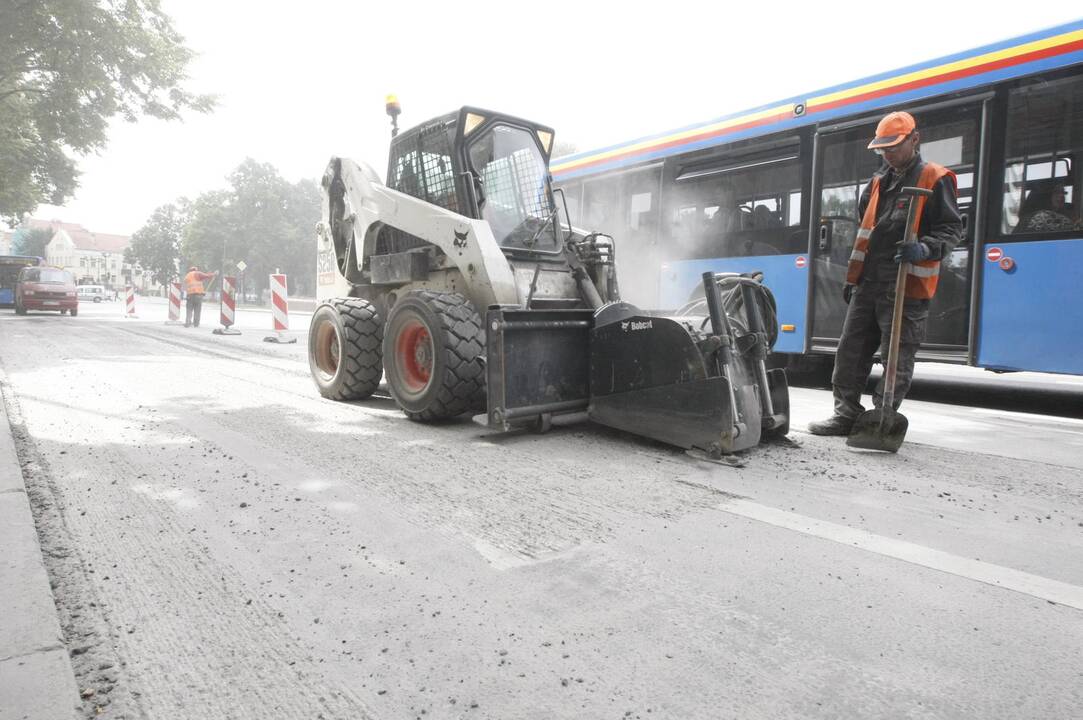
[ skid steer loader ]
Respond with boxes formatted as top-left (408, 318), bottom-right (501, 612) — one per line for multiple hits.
top-left (307, 103), bottom-right (790, 456)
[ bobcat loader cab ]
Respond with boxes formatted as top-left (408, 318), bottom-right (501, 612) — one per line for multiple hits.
top-left (309, 103), bottom-right (790, 457)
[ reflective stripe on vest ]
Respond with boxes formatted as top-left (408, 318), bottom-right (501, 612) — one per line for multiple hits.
top-left (845, 161), bottom-right (956, 299)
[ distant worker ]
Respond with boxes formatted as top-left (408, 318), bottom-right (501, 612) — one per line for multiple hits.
top-left (808, 111), bottom-right (963, 436)
top-left (183, 265), bottom-right (217, 328)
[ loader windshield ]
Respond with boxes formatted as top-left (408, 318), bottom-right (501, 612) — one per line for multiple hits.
top-left (469, 124), bottom-right (560, 251)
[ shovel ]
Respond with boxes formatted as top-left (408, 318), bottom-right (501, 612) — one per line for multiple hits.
top-left (847, 186), bottom-right (932, 453)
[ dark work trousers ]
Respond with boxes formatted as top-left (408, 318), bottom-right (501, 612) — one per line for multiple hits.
top-left (831, 280), bottom-right (929, 419)
top-left (185, 293), bottom-right (204, 327)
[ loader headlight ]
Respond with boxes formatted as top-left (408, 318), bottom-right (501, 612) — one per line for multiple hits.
top-left (463, 112), bottom-right (486, 136)
top-left (536, 130), bottom-right (553, 154)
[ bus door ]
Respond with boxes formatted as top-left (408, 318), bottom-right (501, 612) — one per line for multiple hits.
top-left (657, 139), bottom-right (811, 353)
top-left (812, 102), bottom-right (984, 360)
top-left (979, 74), bottom-right (1083, 375)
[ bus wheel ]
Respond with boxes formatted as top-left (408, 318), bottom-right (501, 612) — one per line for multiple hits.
top-left (382, 291), bottom-right (484, 421)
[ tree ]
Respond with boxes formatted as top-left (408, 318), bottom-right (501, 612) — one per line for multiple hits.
top-left (0, 0), bottom-right (215, 225)
top-left (180, 190), bottom-right (232, 272)
top-left (11, 226), bottom-right (53, 257)
top-left (181, 160), bottom-right (320, 299)
top-left (126, 203), bottom-right (186, 286)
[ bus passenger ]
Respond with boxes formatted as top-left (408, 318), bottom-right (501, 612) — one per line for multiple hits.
top-left (808, 111), bottom-right (964, 436)
top-left (1016, 183), bottom-right (1078, 233)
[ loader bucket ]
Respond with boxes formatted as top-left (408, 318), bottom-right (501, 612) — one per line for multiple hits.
top-left (588, 304), bottom-right (764, 454)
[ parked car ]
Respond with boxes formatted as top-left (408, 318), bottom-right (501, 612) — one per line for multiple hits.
top-left (15, 267), bottom-right (78, 315)
top-left (77, 284), bottom-right (106, 303)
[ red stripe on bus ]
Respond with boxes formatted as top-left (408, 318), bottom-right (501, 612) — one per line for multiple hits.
top-left (811, 38), bottom-right (1083, 115)
top-left (556, 37), bottom-right (1083, 178)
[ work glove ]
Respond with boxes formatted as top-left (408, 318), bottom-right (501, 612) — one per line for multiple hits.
top-left (894, 240), bottom-right (931, 264)
top-left (843, 283), bottom-right (855, 305)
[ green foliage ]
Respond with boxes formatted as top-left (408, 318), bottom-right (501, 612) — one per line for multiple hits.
top-left (179, 159), bottom-right (320, 297)
top-left (0, 0), bottom-right (215, 225)
top-left (11, 227), bottom-right (53, 257)
top-left (127, 203), bottom-right (186, 286)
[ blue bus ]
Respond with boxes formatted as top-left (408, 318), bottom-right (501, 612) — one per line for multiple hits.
top-left (552, 20), bottom-right (1083, 376)
top-left (0, 255), bottom-right (43, 307)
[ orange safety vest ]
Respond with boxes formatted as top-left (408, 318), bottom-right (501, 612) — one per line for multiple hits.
top-left (846, 161), bottom-right (956, 299)
top-left (185, 270), bottom-right (210, 295)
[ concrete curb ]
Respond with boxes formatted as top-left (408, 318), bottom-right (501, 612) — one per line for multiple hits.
top-left (0, 385), bottom-right (79, 719)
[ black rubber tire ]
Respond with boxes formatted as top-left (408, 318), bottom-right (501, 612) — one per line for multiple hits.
top-left (70, 306), bottom-right (78, 317)
top-left (382, 291), bottom-right (485, 421)
top-left (308, 298), bottom-right (382, 401)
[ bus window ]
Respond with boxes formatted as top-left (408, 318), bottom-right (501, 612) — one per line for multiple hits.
top-left (1002, 74), bottom-right (1083, 235)
top-left (580, 167), bottom-right (662, 306)
top-left (582, 176), bottom-right (620, 236)
top-left (670, 147), bottom-right (805, 261)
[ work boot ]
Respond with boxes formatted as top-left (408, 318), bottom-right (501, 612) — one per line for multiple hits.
top-left (807, 415), bottom-right (855, 436)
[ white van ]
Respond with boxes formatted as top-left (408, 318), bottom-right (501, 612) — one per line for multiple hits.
top-left (77, 285), bottom-right (106, 303)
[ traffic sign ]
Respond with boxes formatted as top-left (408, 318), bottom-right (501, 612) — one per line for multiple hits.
top-left (237, 260), bottom-right (248, 272)
top-left (795, 256), bottom-right (807, 269)
top-left (985, 247), bottom-right (1003, 262)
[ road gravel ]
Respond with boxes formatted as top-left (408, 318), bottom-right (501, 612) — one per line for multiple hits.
top-left (1, 304), bottom-right (1081, 719)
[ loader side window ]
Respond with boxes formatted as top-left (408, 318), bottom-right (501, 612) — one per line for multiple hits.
top-left (419, 124), bottom-right (460, 213)
top-left (390, 148), bottom-right (424, 198)
top-left (388, 125), bottom-right (461, 214)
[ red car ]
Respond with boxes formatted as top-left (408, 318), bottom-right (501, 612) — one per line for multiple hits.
top-left (14, 266), bottom-right (79, 316)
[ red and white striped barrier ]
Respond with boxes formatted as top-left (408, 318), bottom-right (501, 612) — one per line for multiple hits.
top-left (212, 275), bottom-right (241, 335)
top-left (263, 273), bottom-right (296, 344)
top-left (167, 281), bottom-right (182, 323)
top-left (124, 286), bottom-right (137, 318)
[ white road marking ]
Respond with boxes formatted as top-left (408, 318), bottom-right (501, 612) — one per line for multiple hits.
top-left (967, 406), bottom-right (1083, 427)
top-left (720, 498), bottom-right (1083, 611)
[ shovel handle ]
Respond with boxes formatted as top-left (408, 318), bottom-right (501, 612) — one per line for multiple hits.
top-left (882, 187), bottom-right (933, 410)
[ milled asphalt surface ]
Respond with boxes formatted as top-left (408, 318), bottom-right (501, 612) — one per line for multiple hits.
top-left (0, 374), bottom-right (79, 719)
top-left (2, 296), bottom-right (1081, 719)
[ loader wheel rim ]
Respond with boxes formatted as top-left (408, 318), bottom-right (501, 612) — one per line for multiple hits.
top-left (395, 320), bottom-right (432, 392)
top-left (314, 319), bottom-right (340, 379)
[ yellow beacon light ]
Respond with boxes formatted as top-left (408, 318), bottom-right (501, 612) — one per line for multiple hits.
top-left (385, 94), bottom-right (401, 137)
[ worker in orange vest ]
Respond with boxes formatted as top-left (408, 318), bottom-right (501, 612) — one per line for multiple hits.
top-left (809, 111), bottom-right (963, 436)
top-left (183, 265), bottom-right (218, 328)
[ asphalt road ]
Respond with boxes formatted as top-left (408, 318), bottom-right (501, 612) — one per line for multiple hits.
top-left (2, 298), bottom-right (1081, 719)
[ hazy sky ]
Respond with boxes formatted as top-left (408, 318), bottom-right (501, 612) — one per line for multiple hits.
top-left (33, 2), bottom-right (1080, 235)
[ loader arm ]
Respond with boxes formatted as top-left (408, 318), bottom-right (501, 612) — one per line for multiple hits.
top-left (316, 157), bottom-right (521, 310)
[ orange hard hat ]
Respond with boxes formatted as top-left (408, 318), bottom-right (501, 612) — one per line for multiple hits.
top-left (867, 111), bottom-right (917, 150)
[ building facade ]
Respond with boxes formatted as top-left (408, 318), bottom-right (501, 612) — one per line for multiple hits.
top-left (24, 219), bottom-right (162, 293)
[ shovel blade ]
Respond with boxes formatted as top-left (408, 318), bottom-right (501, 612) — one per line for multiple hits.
top-left (846, 407), bottom-right (908, 452)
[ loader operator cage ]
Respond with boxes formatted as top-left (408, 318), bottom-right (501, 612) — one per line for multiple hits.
top-left (466, 122), bottom-right (561, 252)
